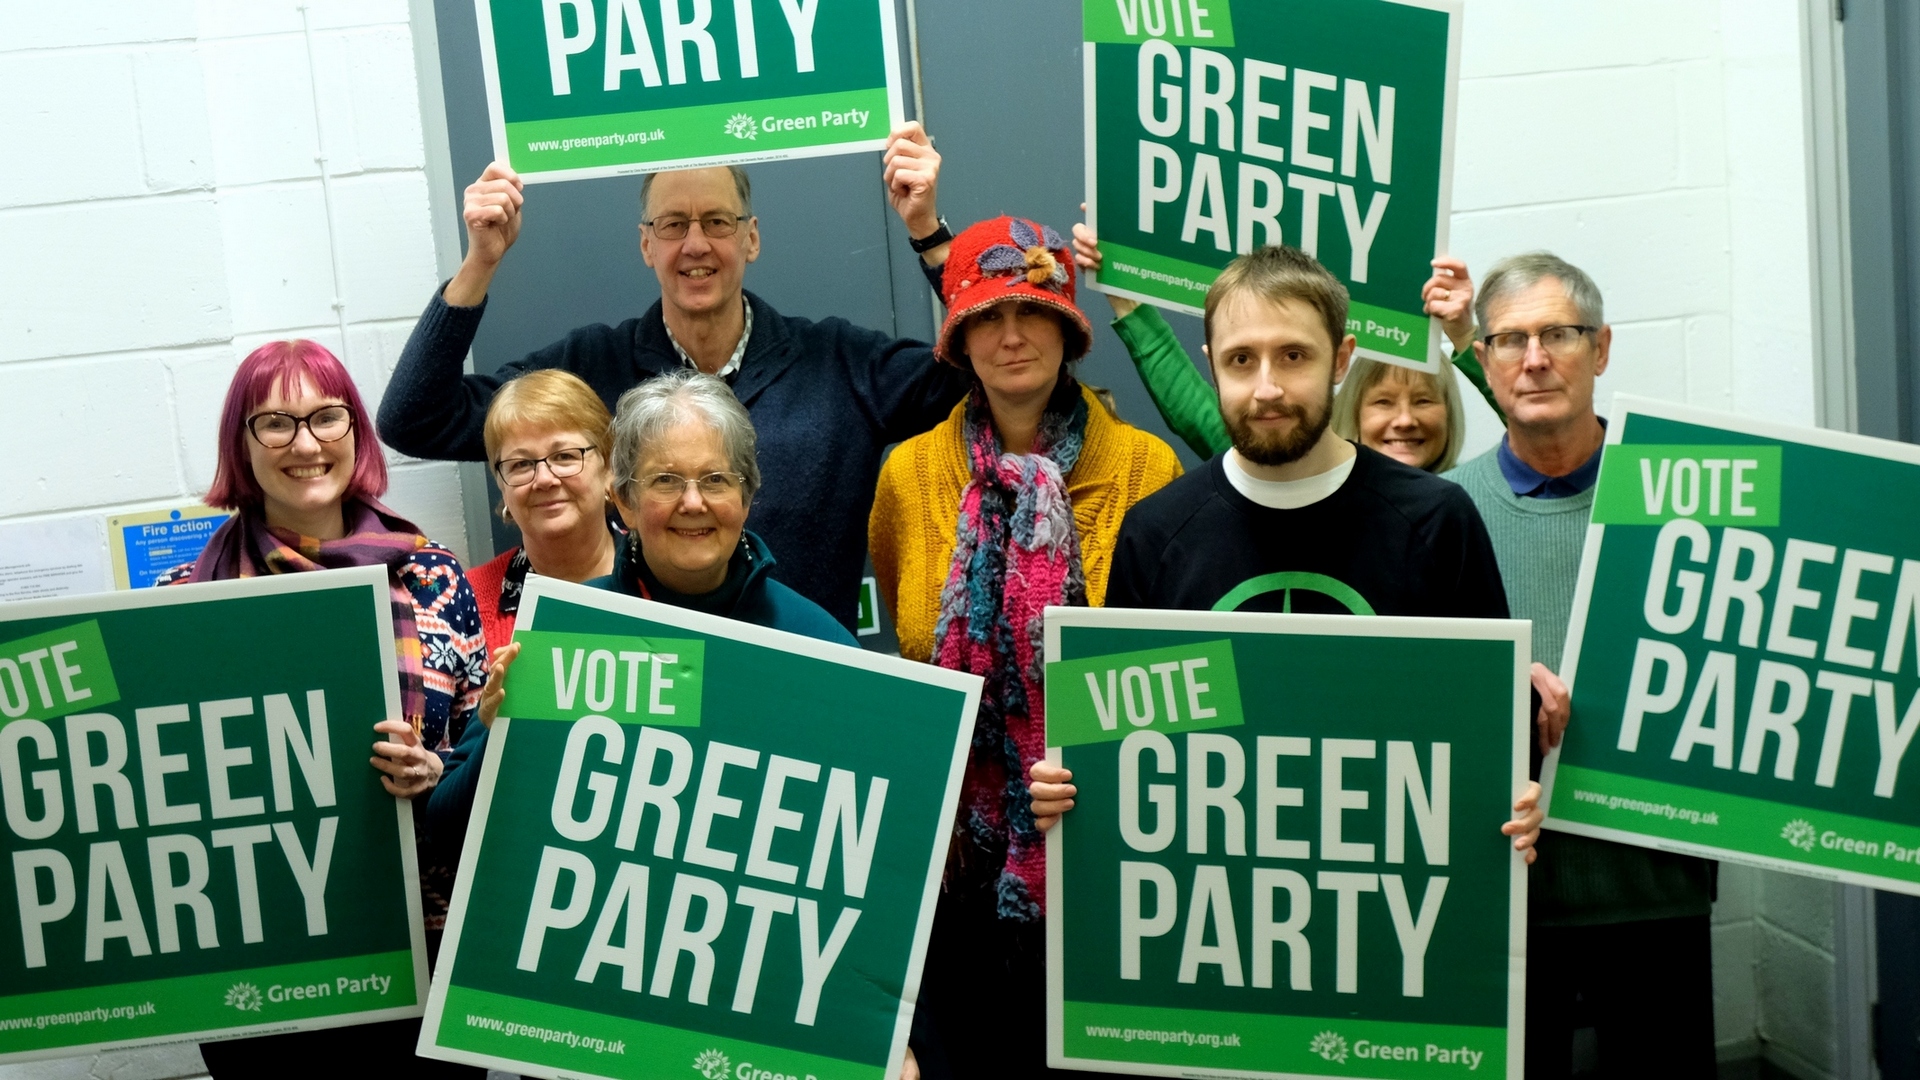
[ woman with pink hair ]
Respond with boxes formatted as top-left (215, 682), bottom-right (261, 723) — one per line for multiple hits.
top-left (162, 339), bottom-right (489, 1079)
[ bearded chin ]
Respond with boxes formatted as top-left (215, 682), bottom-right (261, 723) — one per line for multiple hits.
top-left (1229, 397), bottom-right (1333, 466)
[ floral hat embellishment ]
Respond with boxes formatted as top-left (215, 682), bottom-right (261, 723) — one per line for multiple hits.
top-left (976, 218), bottom-right (1069, 292)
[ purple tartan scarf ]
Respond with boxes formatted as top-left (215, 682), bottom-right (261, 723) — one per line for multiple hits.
top-left (192, 498), bottom-right (430, 732)
top-left (932, 376), bottom-right (1088, 921)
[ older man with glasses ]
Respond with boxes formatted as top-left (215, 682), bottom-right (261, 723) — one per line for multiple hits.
top-left (1446, 252), bottom-right (1717, 1077)
top-left (377, 124), bottom-right (968, 631)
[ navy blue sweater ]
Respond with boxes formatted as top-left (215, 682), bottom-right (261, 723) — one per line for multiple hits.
top-left (376, 286), bottom-right (970, 629)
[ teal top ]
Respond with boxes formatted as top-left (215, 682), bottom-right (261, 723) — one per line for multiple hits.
top-left (1111, 304), bottom-right (1505, 460)
top-left (1449, 449), bottom-right (1715, 926)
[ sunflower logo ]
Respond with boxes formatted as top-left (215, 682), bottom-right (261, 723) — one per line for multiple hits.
top-left (692, 1048), bottom-right (731, 1079)
top-left (224, 982), bottom-right (263, 1012)
top-left (724, 113), bottom-right (758, 140)
top-left (1782, 818), bottom-right (1818, 852)
top-left (1309, 1030), bottom-right (1348, 1063)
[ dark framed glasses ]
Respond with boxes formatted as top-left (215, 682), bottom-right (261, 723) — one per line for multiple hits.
top-left (495, 446), bottom-right (597, 487)
top-left (246, 406), bottom-right (354, 448)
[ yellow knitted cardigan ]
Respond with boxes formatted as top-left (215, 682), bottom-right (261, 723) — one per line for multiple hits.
top-left (869, 384), bottom-right (1183, 663)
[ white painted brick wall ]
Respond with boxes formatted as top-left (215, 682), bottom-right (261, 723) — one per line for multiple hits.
top-left (1448, 0), bottom-right (1816, 464)
top-left (1452, 2), bottom-right (1829, 1072)
top-left (0, 0), bottom-right (468, 599)
top-left (0, 3), bottom-right (457, 1076)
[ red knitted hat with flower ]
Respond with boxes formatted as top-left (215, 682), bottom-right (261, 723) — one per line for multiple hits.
top-left (936, 216), bottom-right (1093, 366)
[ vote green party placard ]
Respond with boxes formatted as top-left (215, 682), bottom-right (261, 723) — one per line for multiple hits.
top-left (0, 566), bottom-right (429, 1064)
top-left (418, 576), bottom-right (979, 1080)
top-left (475, 0), bottom-right (907, 183)
top-left (1546, 396), bottom-right (1920, 896)
top-left (1045, 608), bottom-right (1528, 1079)
top-left (1083, 0), bottom-right (1463, 373)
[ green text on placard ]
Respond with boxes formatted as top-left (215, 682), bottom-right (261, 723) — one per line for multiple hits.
top-left (1085, 0), bottom-right (1238, 46)
top-left (1592, 445), bottom-right (1783, 527)
top-left (1048, 640), bottom-right (1243, 746)
top-left (504, 629), bottom-right (705, 726)
top-left (0, 621), bottom-right (119, 726)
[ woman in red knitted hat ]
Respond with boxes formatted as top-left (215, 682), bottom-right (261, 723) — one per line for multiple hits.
top-left (869, 216), bottom-right (1180, 1077)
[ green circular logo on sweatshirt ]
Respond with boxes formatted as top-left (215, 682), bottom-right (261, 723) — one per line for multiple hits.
top-left (1212, 572), bottom-right (1376, 616)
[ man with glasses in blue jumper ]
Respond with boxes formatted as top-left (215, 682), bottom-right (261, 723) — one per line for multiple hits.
top-left (376, 124), bottom-right (967, 632)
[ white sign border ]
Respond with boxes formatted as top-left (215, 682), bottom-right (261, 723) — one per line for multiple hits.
top-left (0, 565), bottom-right (430, 1064)
top-left (417, 574), bottom-right (981, 1080)
top-left (1042, 605), bottom-right (1530, 1080)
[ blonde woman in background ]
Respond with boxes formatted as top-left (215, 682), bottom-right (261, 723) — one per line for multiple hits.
top-left (1329, 357), bottom-right (1468, 474)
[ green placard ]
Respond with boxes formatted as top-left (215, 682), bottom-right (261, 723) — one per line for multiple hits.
top-left (475, 0), bottom-right (907, 183)
top-left (1044, 609), bottom-right (1529, 1079)
top-left (1082, 0), bottom-right (1464, 373)
top-left (1547, 395), bottom-right (1920, 896)
top-left (0, 567), bottom-right (428, 1064)
top-left (419, 577), bottom-right (979, 1080)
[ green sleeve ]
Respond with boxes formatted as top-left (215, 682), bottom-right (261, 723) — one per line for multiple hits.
top-left (1111, 305), bottom-right (1231, 458)
top-left (1450, 347), bottom-right (1506, 422)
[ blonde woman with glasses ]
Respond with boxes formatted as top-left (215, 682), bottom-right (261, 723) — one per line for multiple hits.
top-left (467, 369), bottom-right (625, 655)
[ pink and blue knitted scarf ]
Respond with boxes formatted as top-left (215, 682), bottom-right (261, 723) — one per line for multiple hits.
top-left (933, 377), bottom-right (1088, 921)
top-left (190, 498), bottom-right (431, 732)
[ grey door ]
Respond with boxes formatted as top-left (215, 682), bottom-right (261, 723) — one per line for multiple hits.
top-left (1845, 1), bottom-right (1920, 1074)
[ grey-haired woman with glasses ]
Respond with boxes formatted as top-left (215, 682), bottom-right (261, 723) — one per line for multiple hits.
top-left (427, 368), bottom-right (854, 851)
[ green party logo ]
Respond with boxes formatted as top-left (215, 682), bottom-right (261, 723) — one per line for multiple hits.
top-left (724, 112), bottom-right (758, 140)
top-left (1310, 1030), bottom-right (1349, 1063)
top-left (692, 1048), bottom-right (731, 1079)
top-left (224, 982), bottom-right (263, 1012)
top-left (1782, 819), bottom-right (1818, 852)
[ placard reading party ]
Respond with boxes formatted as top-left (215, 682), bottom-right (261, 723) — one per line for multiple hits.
top-left (0, 567), bottom-right (428, 1063)
top-left (1546, 396), bottom-right (1920, 896)
top-left (418, 576), bottom-right (978, 1080)
top-left (1044, 608), bottom-right (1529, 1079)
top-left (1082, 0), bottom-right (1463, 372)
top-left (474, 0), bottom-right (907, 182)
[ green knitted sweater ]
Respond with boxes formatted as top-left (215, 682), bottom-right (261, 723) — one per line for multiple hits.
top-left (1449, 449), bottom-right (1715, 926)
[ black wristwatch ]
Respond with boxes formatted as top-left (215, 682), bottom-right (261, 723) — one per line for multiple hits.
top-left (909, 218), bottom-right (953, 253)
